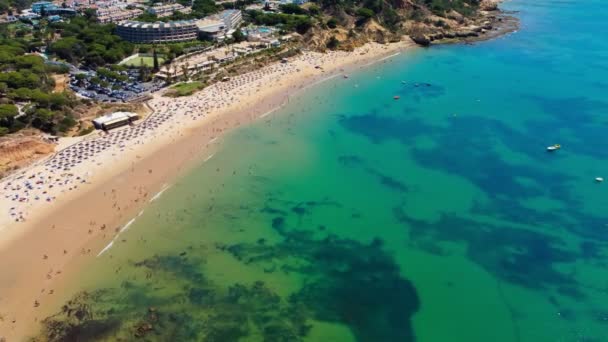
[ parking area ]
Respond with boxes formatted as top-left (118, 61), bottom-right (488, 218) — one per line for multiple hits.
top-left (69, 69), bottom-right (165, 103)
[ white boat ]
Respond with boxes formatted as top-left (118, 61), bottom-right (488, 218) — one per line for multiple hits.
top-left (596, 177), bottom-right (604, 183)
top-left (546, 144), bottom-right (561, 152)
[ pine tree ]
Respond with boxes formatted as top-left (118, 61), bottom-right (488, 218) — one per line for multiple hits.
top-left (152, 47), bottom-right (159, 72)
top-left (139, 59), bottom-right (147, 82)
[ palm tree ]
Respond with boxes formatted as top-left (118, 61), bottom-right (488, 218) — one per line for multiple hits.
top-left (165, 68), bottom-right (173, 85)
top-left (181, 63), bottom-right (190, 81)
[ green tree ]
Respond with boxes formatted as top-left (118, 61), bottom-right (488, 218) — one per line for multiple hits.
top-left (135, 12), bottom-right (159, 22)
top-left (327, 18), bottom-right (338, 29)
top-left (139, 61), bottom-right (151, 82)
top-left (0, 104), bottom-right (18, 119)
top-left (0, 40), bottom-right (79, 136)
top-left (153, 47), bottom-right (159, 72)
top-left (49, 37), bottom-right (82, 62)
top-left (192, 0), bottom-right (220, 17)
top-left (0, 0), bottom-right (9, 14)
top-left (308, 4), bottom-right (320, 16)
top-left (356, 8), bottom-right (374, 19)
top-left (232, 28), bottom-right (246, 43)
top-left (279, 3), bottom-right (306, 15)
top-left (83, 8), bottom-right (97, 20)
top-left (48, 17), bottom-right (133, 66)
top-left (12, 0), bottom-right (30, 10)
top-left (417, 0), bottom-right (480, 17)
top-left (295, 17), bottom-right (312, 34)
top-left (326, 36), bottom-right (340, 50)
top-left (355, 7), bottom-right (374, 26)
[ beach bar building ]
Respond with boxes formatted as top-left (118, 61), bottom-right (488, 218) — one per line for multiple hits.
top-left (93, 112), bottom-right (139, 130)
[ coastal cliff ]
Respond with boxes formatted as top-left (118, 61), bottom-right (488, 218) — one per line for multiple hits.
top-left (301, 0), bottom-right (517, 50)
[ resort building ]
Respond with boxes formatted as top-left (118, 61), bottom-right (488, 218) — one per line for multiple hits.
top-left (92, 112), bottom-right (139, 131)
top-left (97, 8), bottom-right (143, 23)
top-left (30, 1), bottom-right (76, 16)
top-left (46, 7), bottom-right (77, 16)
top-left (216, 9), bottom-right (242, 30)
top-left (196, 18), bottom-right (226, 41)
top-left (280, 0), bottom-right (309, 4)
top-left (71, 0), bottom-right (120, 11)
top-left (47, 14), bottom-right (62, 22)
top-left (96, 7), bottom-right (122, 16)
top-left (31, 1), bottom-right (56, 13)
top-left (147, 3), bottom-right (191, 18)
top-left (243, 26), bottom-right (275, 42)
top-left (116, 20), bottom-right (198, 43)
top-left (17, 11), bottom-right (41, 21)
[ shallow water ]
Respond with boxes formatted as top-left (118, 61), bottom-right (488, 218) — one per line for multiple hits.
top-left (39, 0), bottom-right (608, 340)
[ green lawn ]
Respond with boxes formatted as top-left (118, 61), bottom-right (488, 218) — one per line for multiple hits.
top-left (119, 55), bottom-right (165, 67)
top-left (166, 81), bottom-right (205, 97)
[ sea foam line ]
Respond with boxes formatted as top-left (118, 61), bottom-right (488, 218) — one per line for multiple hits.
top-left (379, 52), bottom-right (401, 61)
top-left (259, 73), bottom-right (341, 122)
top-left (97, 211), bottom-right (143, 257)
top-left (259, 73), bottom-right (339, 121)
top-left (120, 217), bottom-right (136, 233)
top-left (260, 110), bottom-right (273, 118)
top-left (96, 241), bottom-right (114, 257)
top-left (362, 52), bottom-right (401, 67)
top-left (150, 184), bottom-right (171, 203)
top-left (309, 73), bottom-right (340, 88)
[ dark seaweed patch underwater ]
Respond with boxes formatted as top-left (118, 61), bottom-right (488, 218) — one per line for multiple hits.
top-left (339, 111), bottom-right (608, 240)
top-left (37, 205), bottom-right (420, 342)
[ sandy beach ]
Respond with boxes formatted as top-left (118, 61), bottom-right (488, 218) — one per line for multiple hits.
top-left (0, 40), bottom-right (415, 340)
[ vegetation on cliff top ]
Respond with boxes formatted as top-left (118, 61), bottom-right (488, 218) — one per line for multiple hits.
top-left (238, 0), bottom-right (493, 50)
top-left (48, 16), bottom-right (134, 66)
top-left (0, 39), bottom-right (78, 136)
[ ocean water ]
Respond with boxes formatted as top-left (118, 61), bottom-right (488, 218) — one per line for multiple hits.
top-left (39, 0), bottom-right (608, 341)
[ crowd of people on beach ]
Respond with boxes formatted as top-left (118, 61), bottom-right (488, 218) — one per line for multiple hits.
top-left (0, 44), bottom-right (392, 225)
top-left (0, 52), bottom-right (324, 223)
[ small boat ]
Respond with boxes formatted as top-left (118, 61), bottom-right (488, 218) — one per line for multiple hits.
top-left (343, 75), bottom-right (349, 79)
top-left (394, 96), bottom-right (400, 100)
top-left (546, 144), bottom-right (561, 152)
top-left (596, 177), bottom-right (604, 183)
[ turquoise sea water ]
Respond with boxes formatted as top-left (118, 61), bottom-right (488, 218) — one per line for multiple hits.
top-left (40, 0), bottom-right (608, 340)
